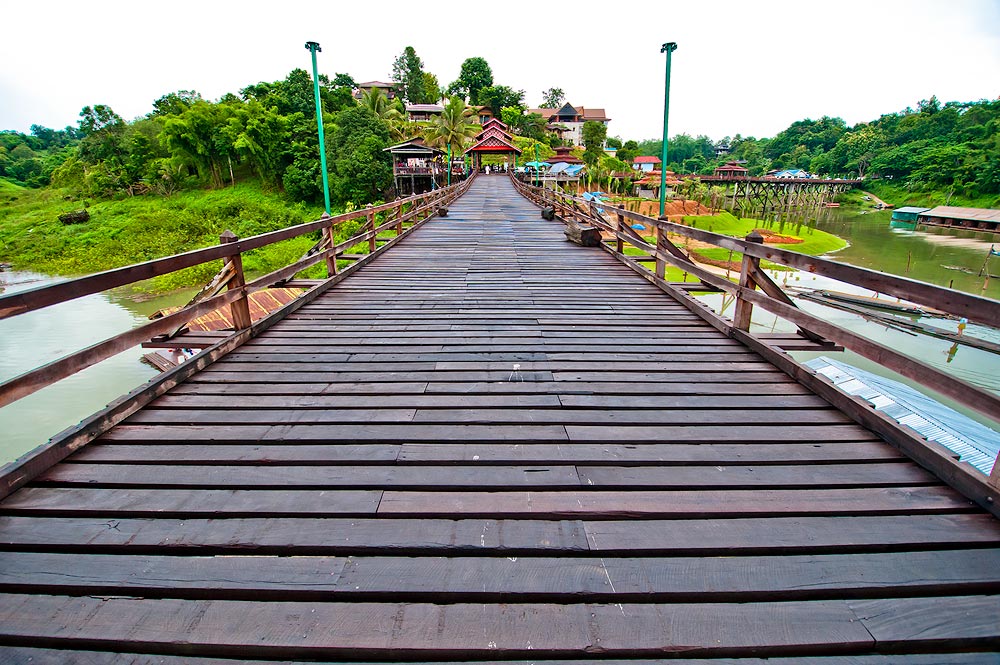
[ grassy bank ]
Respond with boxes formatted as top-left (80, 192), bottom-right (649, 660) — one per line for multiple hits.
top-left (0, 183), bottom-right (334, 292)
top-left (626, 209), bottom-right (848, 280)
top-left (860, 181), bottom-right (1000, 210)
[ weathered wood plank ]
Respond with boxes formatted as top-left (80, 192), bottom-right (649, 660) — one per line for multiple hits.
top-left (70, 441), bottom-right (903, 465)
top-left (36, 464), bottom-right (583, 488)
top-left (574, 463), bottom-right (938, 488)
top-left (583, 514), bottom-right (1000, 553)
top-left (376, 487), bottom-right (968, 517)
top-left (0, 516), bottom-right (590, 553)
top-left (0, 594), bottom-right (876, 657)
top-left (96, 424), bottom-right (570, 443)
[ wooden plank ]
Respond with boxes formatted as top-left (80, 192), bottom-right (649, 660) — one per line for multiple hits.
top-left (1, 488), bottom-right (384, 516)
top-left (2, 648), bottom-right (997, 665)
top-left (71, 443), bottom-right (404, 464)
top-left (376, 487), bottom-right (969, 517)
top-left (36, 464), bottom-right (583, 488)
top-left (574, 463), bottom-right (938, 488)
top-left (124, 407), bottom-right (850, 427)
top-left (0, 594), bottom-right (876, 657)
top-left (97, 423), bottom-right (570, 443)
top-left (849, 595), bottom-right (1000, 649)
top-left (582, 514), bottom-right (1000, 554)
top-left (69, 441), bottom-right (902, 465)
top-left (565, 424), bottom-right (876, 442)
top-left (0, 516), bottom-right (590, 553)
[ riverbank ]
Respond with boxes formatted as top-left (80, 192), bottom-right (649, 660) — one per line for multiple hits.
top-left (0, 183), bottom-right (330, 291)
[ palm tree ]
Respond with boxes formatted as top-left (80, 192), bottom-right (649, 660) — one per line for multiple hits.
top-left (361, 88), bottom-right (407, 140)
top-left (424, 97), bottom-right (478, 185)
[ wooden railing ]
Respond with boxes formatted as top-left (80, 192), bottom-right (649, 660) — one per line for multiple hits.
top-left (511, 174), bottom-right (1000, 499)
top-left (0, 175), bottom-right (475, 411)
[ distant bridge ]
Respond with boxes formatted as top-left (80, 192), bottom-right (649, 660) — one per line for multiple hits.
top-left (696, 174), bottom-right (862, 213)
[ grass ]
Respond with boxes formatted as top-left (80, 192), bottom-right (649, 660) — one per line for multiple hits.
top-left (0, 182), bottom-right (340, 291)
top-left (861, 180), bottom-right (1000, 210)
top-left (678, 211), bottom-right (847, 256)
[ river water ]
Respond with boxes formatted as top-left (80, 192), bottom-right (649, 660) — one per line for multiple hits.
top-left (1, 207), bottom-right (999, 462)
top-left (0, 272), bottom-right (193, 463)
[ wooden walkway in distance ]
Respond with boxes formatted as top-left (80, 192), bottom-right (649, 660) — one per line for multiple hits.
top-left (1, 176), bottom-right (999, 662)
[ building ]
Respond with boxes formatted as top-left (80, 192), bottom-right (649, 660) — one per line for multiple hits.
top-left (713, 161), bottom-right (749, 178)
top-left (772, 169), bottom-right (811, 179)
top-left (632, 156), bottom-right (661, 173)
top-left (463, 118), bottom-right (521, 171)
top-left (891, 206), bottom-right (931, 223)
top-left (405, 104), bottom-right (444, 122)
top-left (917, 206), bottom-right (1000, 233)
top-left (354, 81), bottom-right (395, 100)
top-left (384, 138), bottom-right (445, 196)
top-left (524, 103), bottom-right (611, 145)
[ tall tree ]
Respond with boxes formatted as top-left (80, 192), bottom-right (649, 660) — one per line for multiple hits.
top-left (424, 97), bottom-right (478, 154)
top-left (391, 46), bottom-right (426, 105)
top-left (421, 72), bottom-right (442, 104)
top-left (449, 57), bottom-right (493, 105)
top-left (540, 87), bottom-right (565, 109)
top-left (581, 120), bottom-right (607, 167)
top-left (477, 85), bottom-right (524, 115)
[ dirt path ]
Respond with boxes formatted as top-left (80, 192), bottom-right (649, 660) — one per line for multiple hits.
top-left (862, 190), bottom-right (891, 208)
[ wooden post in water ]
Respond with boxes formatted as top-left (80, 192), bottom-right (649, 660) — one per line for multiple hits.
top-left (733, 230), bottom-right (764, 331)
top-left (219, 230), bottom-right (252, 330)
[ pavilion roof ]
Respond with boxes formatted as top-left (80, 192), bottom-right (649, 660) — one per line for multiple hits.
top-left (384, 138), bottom-right (444, 156)
top-left (464, 134), bottom-right (522, 155)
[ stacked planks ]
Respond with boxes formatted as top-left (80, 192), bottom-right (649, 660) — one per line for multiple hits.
top-left (0, 176), bottom-right (998, 662)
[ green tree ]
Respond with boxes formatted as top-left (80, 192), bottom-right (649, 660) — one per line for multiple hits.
top-left (161, 101), bottom-right (233, 188)
top-left (617, 140), bottom-right (639, 163)
top-left (424, 97), bottom-right (479, 160)
top-left (391, 46), bottom-right (426, 105)
top-left (581, 120), bottom-right (607, 167)
top-left (150, 91), bottom-right (203, 117)
top-left (477, 85), bottom-right (524, 114)
top-left (449, 57), bottom-right (493, 105)
top-left (421, 72), bottom-right (442, 104)
top-left (540, 87), bottom-right (564, 108)
top-left (330, 106), bottom-right (393, 204)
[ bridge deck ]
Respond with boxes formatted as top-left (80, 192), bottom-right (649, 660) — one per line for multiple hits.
top-left (1, 177), bottom-right (998, 662)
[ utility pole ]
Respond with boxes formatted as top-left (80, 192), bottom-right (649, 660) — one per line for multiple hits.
top-left (305, 41), bottom-right (331, 215)
top-left (659, 41), bottom-right (678, 219)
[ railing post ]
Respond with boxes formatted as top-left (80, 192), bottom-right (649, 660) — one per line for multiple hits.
top-left (990, 457), bottom-right (1000, 490)
top-left (733, 230), bottom-right (763, 331)
top-left (615, 206), bottom-right (625, 254)
top-left (655, 227), bottom-right (667, 280)
top-left (396, 199), bottom-right (404, 236)
top-left (367, 205), bottom-right (376, 253)
top-left (219, 230), bottom-right (252, 330)
top-left (321, 214), bottom-right (338, 277)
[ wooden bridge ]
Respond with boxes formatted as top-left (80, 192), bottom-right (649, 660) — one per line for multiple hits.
top-left (0, 175), bottom-right (999, 662)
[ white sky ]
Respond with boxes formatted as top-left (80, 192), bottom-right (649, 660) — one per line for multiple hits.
top-left (2, 0), bottom-right (998, 142)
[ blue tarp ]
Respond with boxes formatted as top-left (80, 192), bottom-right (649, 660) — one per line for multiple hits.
top-left (564, 165), bottom-right (585, 176)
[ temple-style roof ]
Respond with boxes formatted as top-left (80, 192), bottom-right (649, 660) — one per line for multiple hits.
top-left (464, 134), bottom-right (522, 155)
top-left (384, 138), bottom-right (444, 156)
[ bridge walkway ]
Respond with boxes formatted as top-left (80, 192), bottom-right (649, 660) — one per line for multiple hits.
top-left (0, 176), bottom-right (998, 661)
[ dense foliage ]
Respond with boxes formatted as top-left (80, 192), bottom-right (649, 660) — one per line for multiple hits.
top-left (627, 96), bottom-right (1000, 202)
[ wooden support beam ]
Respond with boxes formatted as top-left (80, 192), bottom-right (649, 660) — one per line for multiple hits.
top-left (732, 231), bottom-right (763, 331)
top-left (219, 230), bottom-right (252, 331)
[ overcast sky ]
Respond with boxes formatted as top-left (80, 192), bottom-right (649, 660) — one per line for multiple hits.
top-left (2, 0), bottom-right (998, 142)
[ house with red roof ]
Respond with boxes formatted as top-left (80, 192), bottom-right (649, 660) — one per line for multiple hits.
top-left (632, 156), bottom-right (661, 173)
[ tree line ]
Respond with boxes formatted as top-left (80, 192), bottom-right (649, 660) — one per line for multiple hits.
top-left (624, 96), bottom-right (1000, 199)
top-left (2, 45), bottom-right (997, 206)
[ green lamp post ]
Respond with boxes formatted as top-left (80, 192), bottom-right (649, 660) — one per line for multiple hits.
top-left (659, 41), bottom-right (678, 219)
top-left (305, 41), bottom-right (331, 216)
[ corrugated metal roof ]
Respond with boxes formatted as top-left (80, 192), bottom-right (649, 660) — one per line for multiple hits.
top-left (805, 356), bottom-right (1000, 476)
top-left (921, 206), bottom-right (1000, 223)
top-left (893, 206), bottom-right (931, 214)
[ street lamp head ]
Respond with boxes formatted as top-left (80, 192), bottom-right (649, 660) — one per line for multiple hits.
top-left (305, 41), bottom-right (321, 52)
top-left (661, 42), bottom-right (678, 54)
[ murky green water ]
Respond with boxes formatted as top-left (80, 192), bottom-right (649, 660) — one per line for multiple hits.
top-left (0, 272), bottom-right (194, 463)
top-left (698, 206), bottom-right (1000, 428)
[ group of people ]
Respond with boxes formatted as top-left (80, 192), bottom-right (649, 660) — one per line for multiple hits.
top-left (480, 163), bottom-right (510, 175)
